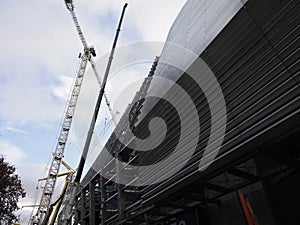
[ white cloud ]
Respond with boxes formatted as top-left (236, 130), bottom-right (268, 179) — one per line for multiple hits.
top-left (2, 124), bottom-right (27, 135)
top-left (0, 0), bottom-right (186, 126)
top-left (78, 0), bottom-right (186, 41)
top-left (126, 0), bottom-right (187, 41)
top-left (0, 0), bottom-right (80, 126)
top-left (51, 75), bottom-right (74, 100)
top-left (0, 79), bottom-right (63, 125)
top-left (0, 140), bottom-right (27, 164)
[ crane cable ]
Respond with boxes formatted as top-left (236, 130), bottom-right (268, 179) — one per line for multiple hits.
top-left (89, 58), bottom-right (117, 124)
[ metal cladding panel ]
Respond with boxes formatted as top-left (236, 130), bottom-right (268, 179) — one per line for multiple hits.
top-left (132, 0), bottom-right (249, 171)
top-left (79, 0), bottom-right (300, 208)
top-left (139, 0), bottom-right (300, 202)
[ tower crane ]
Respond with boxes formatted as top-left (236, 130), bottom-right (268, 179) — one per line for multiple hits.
top-left (31, 1), bottom-right (122, 224)
top-left (31, 1), bottom-right (105, 224)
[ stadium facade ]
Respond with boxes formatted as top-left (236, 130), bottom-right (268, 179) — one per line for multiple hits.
top-left (70, 0), bottom-right (300, 224)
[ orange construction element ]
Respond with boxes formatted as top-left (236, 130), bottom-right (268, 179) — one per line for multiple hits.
top-left (237, 190), bottom-right (259, 225)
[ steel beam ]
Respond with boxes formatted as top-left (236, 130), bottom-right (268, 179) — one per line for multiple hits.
top-left (89, 181), bottom-right (96, 225)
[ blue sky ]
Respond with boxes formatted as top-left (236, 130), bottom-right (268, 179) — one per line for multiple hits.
top-left (0, 0), bottom-right (186, 223)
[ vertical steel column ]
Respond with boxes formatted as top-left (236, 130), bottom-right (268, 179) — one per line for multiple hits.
top-left (89, 181), bottom-right (96, 225)
top-left (100, 175), bottom-right (107, 225)
top-left (116, 149), bottom-right (126, 220)
top-left (80, 189), bottom-right (86, 225)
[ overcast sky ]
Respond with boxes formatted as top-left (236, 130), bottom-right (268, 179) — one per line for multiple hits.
top-left (0, 0), bottom-right (186, 223)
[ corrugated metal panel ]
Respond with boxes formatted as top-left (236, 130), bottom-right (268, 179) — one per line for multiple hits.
top-left (139, 0), bottom-right (300, 203)
top-left (80, 0), bottom-right (300, 214)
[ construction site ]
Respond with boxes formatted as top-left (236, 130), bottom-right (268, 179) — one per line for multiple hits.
top-left (28, 0), bottom-right (300, 224)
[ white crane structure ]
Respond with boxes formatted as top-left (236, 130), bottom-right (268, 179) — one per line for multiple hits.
top-left (32, 46), bottom-right (93, 225)
top-left (31, 0), bottom-right (117, 224)
top-left (65, 0), bottom-right (117, 124)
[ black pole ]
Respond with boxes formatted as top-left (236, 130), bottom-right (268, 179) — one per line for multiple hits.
top-left (75, 3), bottom-right (128, 183)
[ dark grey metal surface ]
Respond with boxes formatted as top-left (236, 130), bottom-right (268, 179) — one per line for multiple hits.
top-left (140, 0), bottom-right (300, 201)
top-left (77, 0), bottom-right (300, 224)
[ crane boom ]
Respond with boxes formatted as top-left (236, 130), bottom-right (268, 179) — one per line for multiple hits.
top-left (32, 48), bottom-right (92, 225)
top-left (65, 0), bottom-right (116, 124)
top-left (70, 10), bottom-right (88, 49)
top-left (59, 3), bottom-right (128, 224)
top-left (64, 0), bottom-right (87, 49)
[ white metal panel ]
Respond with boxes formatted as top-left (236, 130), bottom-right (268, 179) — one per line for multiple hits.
top-left (159, 0), bottom-right (248, 80)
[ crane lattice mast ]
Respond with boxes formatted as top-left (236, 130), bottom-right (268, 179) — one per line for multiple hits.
top-left (32, 1), bottom-right (96, 224)
top-left (32, 1), bottom-right (118, 223)
top-left (33, 48), bottom-right (94, 225)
